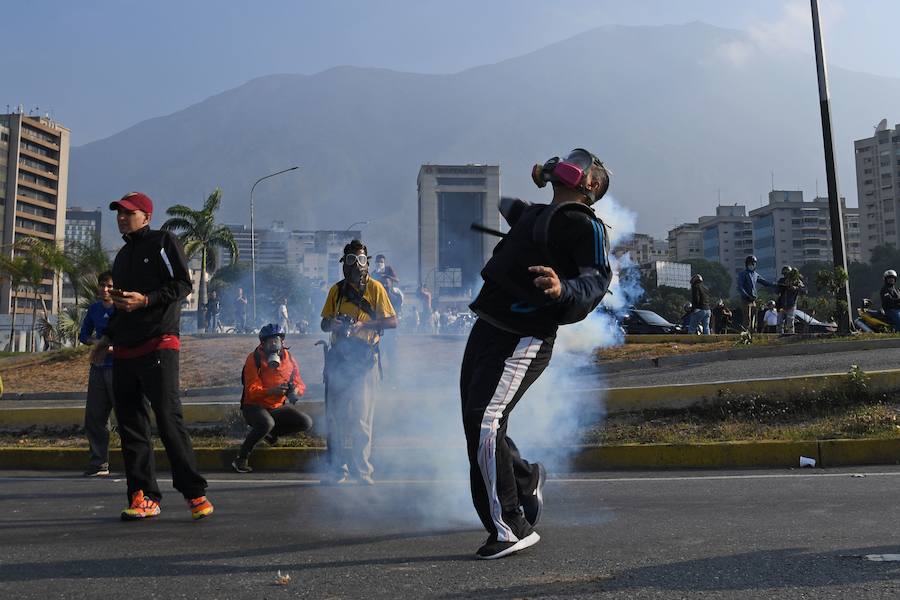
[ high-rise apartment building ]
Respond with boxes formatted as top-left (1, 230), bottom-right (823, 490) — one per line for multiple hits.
top-left (417, 164), bottom-right (500, 302)
top-left (749, 190), bottom-right (859, 280)
top-left (700, 205), bottom-right (754, 283)
top-left (64, 207), bottom-right (101, 248)
top-left (226, 223), bottom-right (361, 284)
top-left (0, 112), bottom-right (70, 314)
top-left (667, 223), bottom-right (703, 262)
top-left (855, 119), bottom-right (900, 261)
top-left (614, 233), bottom-right (669, 266)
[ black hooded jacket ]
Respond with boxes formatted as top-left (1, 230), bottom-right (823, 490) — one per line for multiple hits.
top-left (105, 226), bottom-right (193, 348)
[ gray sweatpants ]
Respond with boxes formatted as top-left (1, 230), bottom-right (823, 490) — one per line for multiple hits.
top-left (85, 365), bottom-right (115, 469)
top-left (325, 360), bottom-right (378, 478)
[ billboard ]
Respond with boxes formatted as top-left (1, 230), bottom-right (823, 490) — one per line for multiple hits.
top-left (655, 261), bottom-right (692, 289)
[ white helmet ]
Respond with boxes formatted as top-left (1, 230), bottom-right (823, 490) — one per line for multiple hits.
top-left (691, 274), bottom-right (703, 284)
top-left (885, 269), bottom-right (897, 279)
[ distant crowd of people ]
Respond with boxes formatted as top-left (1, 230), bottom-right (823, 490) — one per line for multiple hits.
top-left (681, 255), bottom-right (808, 335)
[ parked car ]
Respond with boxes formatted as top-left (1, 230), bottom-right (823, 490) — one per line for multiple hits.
top-left (620, 309), bottom-right (685, 335)
top-left (793, 309), bottom-right (837, 334)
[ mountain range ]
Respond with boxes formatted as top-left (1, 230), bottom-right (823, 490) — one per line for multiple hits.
top-left (69, 21), bottom-right (900, 277)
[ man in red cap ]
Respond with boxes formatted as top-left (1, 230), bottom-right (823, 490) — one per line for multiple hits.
top-left (90, 191), bottom-right (213, 521)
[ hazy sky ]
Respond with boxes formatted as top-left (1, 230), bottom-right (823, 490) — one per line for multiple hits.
top-left (2, 0), bottom-right (898, 145)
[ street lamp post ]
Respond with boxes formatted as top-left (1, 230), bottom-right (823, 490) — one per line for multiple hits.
top-left (810, 0), bottom-right (853, 333)
top-left (250, 166), bottom-right (299, 322)
top-left (343, 220), bottom-right (369, 232)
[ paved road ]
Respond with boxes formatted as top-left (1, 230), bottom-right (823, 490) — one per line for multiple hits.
top-left (1, 468), bottom-right (899, 599)
top-left (600, 346), bottom-right (900, 388)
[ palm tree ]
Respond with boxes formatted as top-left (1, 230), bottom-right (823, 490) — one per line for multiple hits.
top-left (0, 253), bottom-right (27, 351)
top-left (64, 235), bottom-right (111, 309)
top-left (161, 188), bottom-right (238, 330)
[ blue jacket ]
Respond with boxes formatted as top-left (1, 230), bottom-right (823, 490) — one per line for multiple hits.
top-left (79, 300), bottom-right (116, 368)
top-left (737, 269), bottom-right (775, 302)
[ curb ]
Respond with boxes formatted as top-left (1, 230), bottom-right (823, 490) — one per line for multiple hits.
top-left (2, 438), bottom-right (898, 471)
top-left (602, 337), bottom-right (900, 374)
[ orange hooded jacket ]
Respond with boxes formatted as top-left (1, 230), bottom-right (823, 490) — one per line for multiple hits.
top-left (241, 347), bottom-right (306, 410)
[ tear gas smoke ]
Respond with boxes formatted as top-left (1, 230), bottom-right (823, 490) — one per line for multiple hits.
top-left (312, 194), bottom-right (644, 532)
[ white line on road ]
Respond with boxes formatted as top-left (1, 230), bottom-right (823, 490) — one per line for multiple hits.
top-left (1, 470), bottom-right (899, 485)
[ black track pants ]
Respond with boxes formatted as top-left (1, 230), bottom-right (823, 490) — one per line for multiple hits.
top-left (460, 318), bottom-right (553, 542)
top-left (113, 350), bottom-right (207, 502)
top-left (239, 404), bottom-right (313, 458)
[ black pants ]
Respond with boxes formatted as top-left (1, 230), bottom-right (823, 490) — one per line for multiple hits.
top-left (239, 404), bottom-right (313, 458)
top-left (84, 365), bottom-right (115, 470)
top-left (113, 349), bottom-right (207, 502)
top-left (460, 318), bottom-right (553, 543)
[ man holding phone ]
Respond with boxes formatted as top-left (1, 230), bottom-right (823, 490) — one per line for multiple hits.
top-left (90, 191), bottom-right (213, 521)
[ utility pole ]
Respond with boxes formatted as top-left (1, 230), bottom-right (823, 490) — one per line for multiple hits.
top-left (810, 0), bottom-right (852, 333)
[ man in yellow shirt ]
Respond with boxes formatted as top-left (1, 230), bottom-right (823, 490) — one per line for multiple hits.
top-left (320, 239), bottom-right (397, 484)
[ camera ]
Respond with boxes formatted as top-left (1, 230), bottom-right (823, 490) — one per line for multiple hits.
top-left (334, 315), bottom-right (357, 339)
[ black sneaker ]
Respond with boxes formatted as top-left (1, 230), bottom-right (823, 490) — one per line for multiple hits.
top-left (263, 433), bottom-right (279, 446)
top-left (231, 457), bottom-right (252, 473)
top-left (475, 532), bottom-right (540, 560)
top-left (522, 463), bottom-right (546, 526)
top-left (83, 465), bottom-right (110, 477)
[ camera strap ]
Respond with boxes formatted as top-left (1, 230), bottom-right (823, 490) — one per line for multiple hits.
top-left (337, 280), bottom-right (378, 322)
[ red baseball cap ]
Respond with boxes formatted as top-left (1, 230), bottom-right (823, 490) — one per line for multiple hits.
top-left (110, 191), bottom-right (153, 215)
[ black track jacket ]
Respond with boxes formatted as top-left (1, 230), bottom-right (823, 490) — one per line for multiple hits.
top-left (106, 226), bottom-right (193, 348)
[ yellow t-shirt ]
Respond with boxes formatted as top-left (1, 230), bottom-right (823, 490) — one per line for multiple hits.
top-left (321, 278), bottom-right (396, 345)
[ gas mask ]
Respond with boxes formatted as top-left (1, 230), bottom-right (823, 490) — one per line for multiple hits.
top-left (343, 253), bottom-right (369, 288)
top-left (532, 148), bottom-right (610, 205)
top-left (262, 336), bottom-right (284, 369)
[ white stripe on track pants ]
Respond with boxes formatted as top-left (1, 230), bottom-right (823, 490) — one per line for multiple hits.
top-left (460, 318), bottom-right (553, 542)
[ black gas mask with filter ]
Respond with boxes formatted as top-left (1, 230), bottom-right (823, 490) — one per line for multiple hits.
top-left (258, 325), bottom-right (299, 403)
top-left (531, 148), bottom-right (610, 205)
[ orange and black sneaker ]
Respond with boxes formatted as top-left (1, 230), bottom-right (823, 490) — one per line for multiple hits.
top-left (187, 496), bottom-right (214, 520)
top-left (120, 490), bottom-right (161, 521)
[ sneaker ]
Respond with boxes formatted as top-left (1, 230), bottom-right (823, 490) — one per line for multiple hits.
top-left (84, 465), bottom-right (111, 477)
top-left (475, 531), bottom-right (540, 560)
top-left (522, 463), bottom-right (546, 526)
top-left (120, 490), bottom-right (161, 521)
top-left (263, 433), bottom-right (279, 446)
top-left (231, 457), bottom-right (252, 473)
top-left (322, 472), bottom-right (351, 485)
top-left (359, 473), bottom-right (375, 485)
top-left (187, 496), bottom-right (214, 520)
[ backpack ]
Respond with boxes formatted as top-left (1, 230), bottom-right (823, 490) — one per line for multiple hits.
top-left (239, 349), bottom-right (298, 407)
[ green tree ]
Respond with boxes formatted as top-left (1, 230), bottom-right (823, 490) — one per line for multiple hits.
top-left (684, 258), bottom-right (732, 300)
top-left (0, 253), bottom-right (27, 351)
top-left (161, 188), bottom-right (238, 330)
top-left (64, 235), bottom-right (111, 307)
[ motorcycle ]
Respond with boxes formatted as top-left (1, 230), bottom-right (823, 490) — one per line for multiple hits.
top-left (854, 298), bottom-right (894, 333)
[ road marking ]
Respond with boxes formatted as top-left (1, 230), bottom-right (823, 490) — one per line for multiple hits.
top-left (865, 554), bottom-right (900, 562)
top-left (0, 470), bottom-right (899, 485)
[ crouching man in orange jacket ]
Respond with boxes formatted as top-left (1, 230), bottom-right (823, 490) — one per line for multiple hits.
top-left (232, 323), bottom-right (312, 473)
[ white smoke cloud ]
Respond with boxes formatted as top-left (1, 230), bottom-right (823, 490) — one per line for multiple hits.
top-left (716, 0), bottom-right (845, 67)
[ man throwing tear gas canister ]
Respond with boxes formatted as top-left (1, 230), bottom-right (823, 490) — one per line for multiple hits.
top-left (232, 324), bottom-right (312, 473)
top-left (462, 149), bottom-right (612, 559)
top-left (320, 240), bottom-right (397, 484)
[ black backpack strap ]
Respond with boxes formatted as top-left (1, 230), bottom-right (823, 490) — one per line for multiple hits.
top-left (532, 201), bottom-right (609, 271)
top-left (240, 350), bottom-right (264, 407)
top-left (339, 280), bottom-right (378, 321)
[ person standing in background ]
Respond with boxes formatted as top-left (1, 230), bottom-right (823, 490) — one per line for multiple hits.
top-left (79, 271), bottom-right (117, 477)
